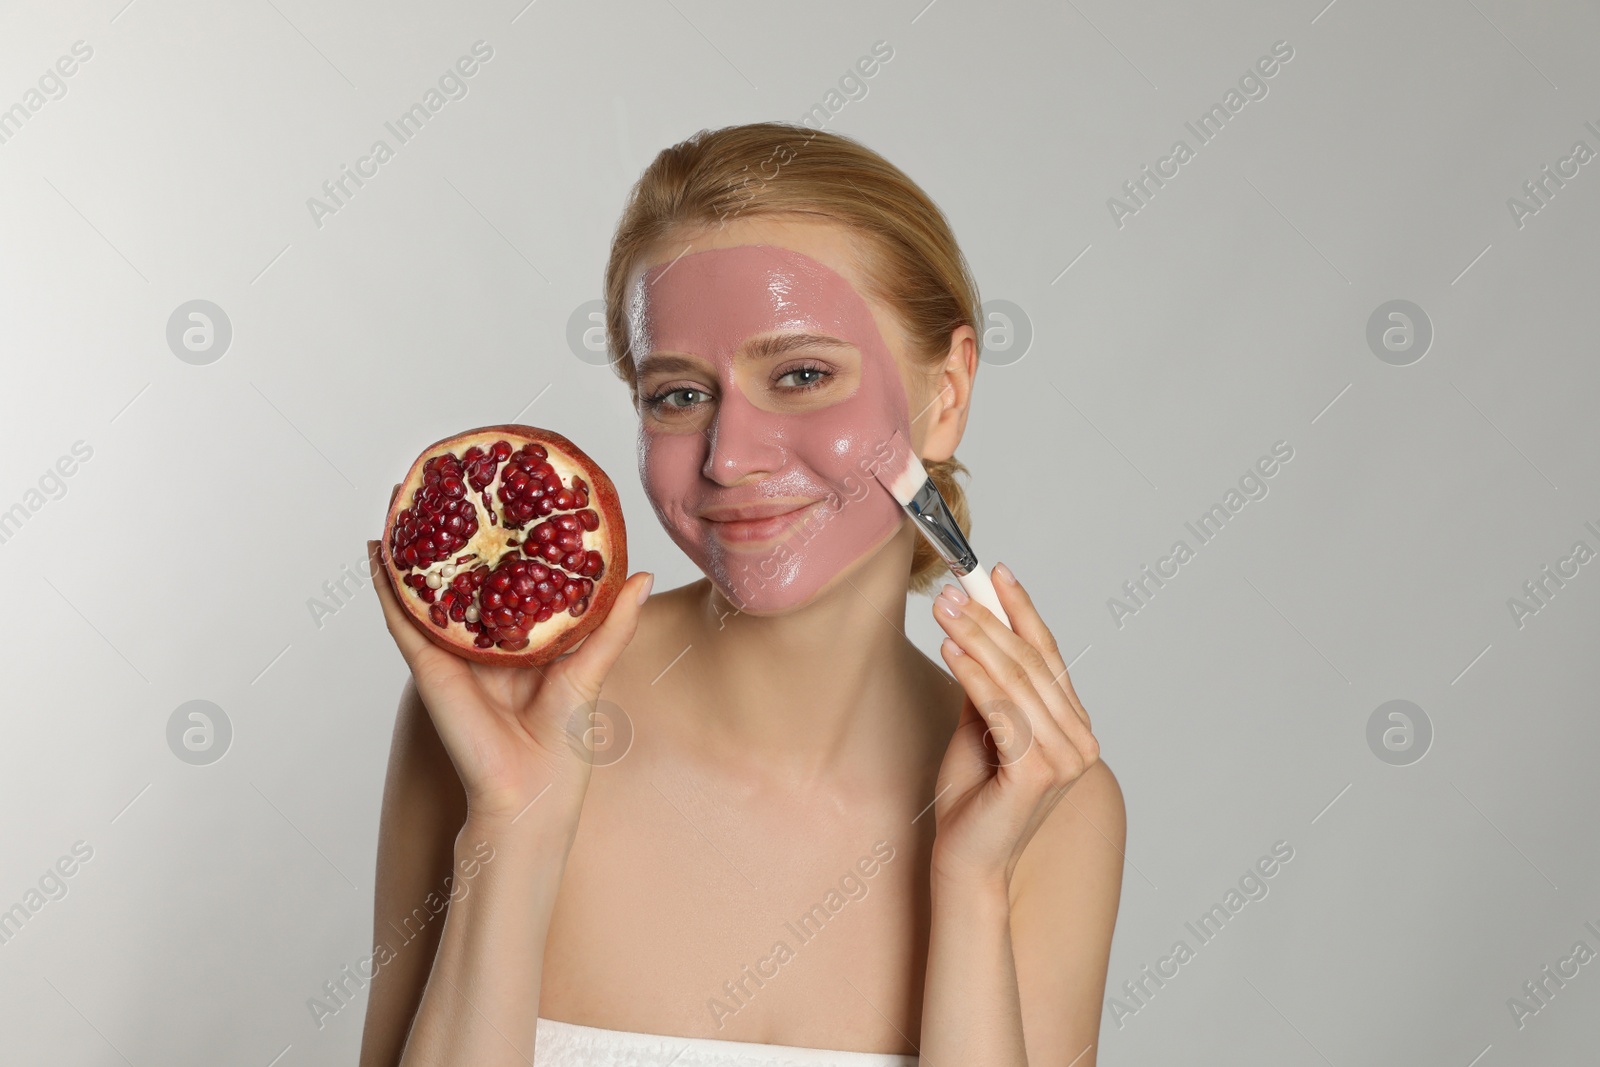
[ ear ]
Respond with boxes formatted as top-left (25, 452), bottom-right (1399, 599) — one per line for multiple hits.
top-left (917, 324), bottom-right (977, 463)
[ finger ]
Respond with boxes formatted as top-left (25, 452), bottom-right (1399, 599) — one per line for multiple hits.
top-left (982, 565), bottom-right (1093, 733)
top-left (939, 638), bottom-right (1037, 770)
top-left (547, 571), bottom-right (654, 702)
top-left (368, 540), bottom-right (431, 665)
top-left (389, 481), bottom-right (402, 509)
top-left (935, 586), bottom-right (1074, 754)
top-left (935, 600), bottom-right (1068, 772)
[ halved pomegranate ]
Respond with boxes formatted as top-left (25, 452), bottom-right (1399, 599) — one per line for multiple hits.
top-left (381, 424), bottom-right (627, 667)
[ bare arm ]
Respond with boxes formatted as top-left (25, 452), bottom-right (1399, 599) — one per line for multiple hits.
top-left (360, 541), bottom-right (653, 1066)
top-left (400, 810), bottom-right (574, 1064)
top-left (358, 679), bottom-right (467, 1067)
top-left (920, 567), bottom-right (1117, 1063)
top-left (1010, 762), bottom-right (1125, 1065)
top-left (919, 764), bottom-right (1124, 1066)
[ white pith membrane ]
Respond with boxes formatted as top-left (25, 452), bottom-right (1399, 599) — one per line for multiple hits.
top-left (389, 431), bottom-right (614, 652)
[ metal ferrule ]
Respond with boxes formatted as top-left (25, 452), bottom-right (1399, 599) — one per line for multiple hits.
top-left (904, 478), bottom-right (979, 576)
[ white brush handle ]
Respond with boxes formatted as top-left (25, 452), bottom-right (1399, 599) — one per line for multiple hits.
top-left (958, 566), bottom-right (1013, 630)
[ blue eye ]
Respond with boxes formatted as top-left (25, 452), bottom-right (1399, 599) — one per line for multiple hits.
top-left (647, 387), bottom-right (709, 410)
top-left (777, 363), bottom-right (830, 389)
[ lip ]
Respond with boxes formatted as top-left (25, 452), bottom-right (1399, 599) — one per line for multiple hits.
top-left (699, 500), bottom-right (819, 545)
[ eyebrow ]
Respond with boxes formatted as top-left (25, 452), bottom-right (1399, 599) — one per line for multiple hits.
top-left (636, 333), bottom-right (856, 378)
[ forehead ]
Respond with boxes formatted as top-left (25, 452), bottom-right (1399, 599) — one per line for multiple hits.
top-left (626, 219), bottom-right (900, 361)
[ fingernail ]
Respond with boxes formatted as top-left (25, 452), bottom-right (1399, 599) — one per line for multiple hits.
top-left (941, 582), bottom-right (969, 604)
top-left (993, 561), bottom-right (1017, 586)
top-left (942, 636), bottom-right (964, 657)
top-left (935, 594), bottom-right (962, 619)
top-left (636, 573), bottom-right (655, 605)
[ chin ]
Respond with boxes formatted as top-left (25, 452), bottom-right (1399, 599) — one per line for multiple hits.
top-left (698, 520), bottom-right (909, 617)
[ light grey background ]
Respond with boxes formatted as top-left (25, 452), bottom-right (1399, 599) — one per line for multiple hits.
top-left (2, 0), bottom-right (1597, 1063)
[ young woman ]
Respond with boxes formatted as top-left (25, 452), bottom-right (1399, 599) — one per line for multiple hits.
top-left (360, 122), bottom-right (1124, 1066)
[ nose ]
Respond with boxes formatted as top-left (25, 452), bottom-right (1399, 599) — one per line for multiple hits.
top-left (702, 384), bottom-right (785, 486)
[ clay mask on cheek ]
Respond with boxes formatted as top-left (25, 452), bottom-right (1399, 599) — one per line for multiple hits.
top-left (631, 244), bottom-right (913, 613)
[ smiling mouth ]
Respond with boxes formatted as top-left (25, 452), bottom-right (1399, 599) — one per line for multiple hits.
top-left (700, 501), bottom-right (820, 546)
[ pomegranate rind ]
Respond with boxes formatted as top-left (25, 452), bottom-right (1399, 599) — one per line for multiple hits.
top-left (381, 423), bottom-right (628, 668)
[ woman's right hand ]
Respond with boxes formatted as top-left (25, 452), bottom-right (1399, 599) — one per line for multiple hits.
top-left (366, 539), bottom-right (652, 830)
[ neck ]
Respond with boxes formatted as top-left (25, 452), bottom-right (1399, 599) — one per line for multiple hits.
top-left (673, 524), bottom-right (941, 783)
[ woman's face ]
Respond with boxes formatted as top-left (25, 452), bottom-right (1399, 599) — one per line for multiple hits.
top-left (627, 221), bottom-right (920, 614)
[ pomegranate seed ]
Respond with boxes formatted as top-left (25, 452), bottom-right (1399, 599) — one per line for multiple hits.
top-left (420, 587), bottom-right (436, 604)
top-left (534, 606), bottom-right (553, 623)
top-left (492, 440), bottom-right (512, 460)
top-left (577, 509), bottom-right (599, 531)
top-left (475, 634), bottom-right (494, 649)
top-left (570, 597), bottom-right (588, 617)
top-left (428, 605), bottom-right (447, 627)
top-left (498, 637), bottom-right (530, 651)
top-left (392, 452), bottom-right (479, 568)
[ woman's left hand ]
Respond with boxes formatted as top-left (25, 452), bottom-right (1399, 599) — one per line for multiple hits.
top-left (929, 562), bottom-right (1101, 891)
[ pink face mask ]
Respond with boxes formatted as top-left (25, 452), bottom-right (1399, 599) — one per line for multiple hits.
top-left (629, 244), bottom-right (913, 614)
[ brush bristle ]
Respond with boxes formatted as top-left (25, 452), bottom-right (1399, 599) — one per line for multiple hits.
top-left (872, 430), bottom-right (929, 505)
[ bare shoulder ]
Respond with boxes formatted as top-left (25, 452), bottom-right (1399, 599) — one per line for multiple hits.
top-left (1013, 758), bottom-right (1125, 906)
top-left (1031, 759), bottom-right (1124, 871)
top-left (605, 578), bottom-right (702, 685)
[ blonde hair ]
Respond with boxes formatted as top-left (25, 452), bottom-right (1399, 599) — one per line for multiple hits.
top-left (603, 121), bottom-right (979, 595)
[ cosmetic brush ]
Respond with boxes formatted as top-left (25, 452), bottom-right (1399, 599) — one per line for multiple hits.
top-left (872, 430), bottom-right (1012, 630)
